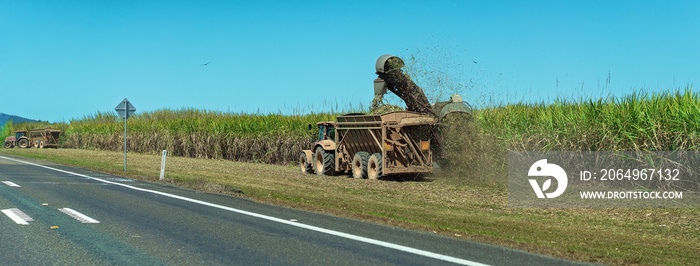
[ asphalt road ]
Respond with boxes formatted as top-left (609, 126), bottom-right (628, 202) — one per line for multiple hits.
top-left (0, 154), bottom-right (586, 265)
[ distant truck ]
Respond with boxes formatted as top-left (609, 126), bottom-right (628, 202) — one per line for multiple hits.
top-left (300, 111), bottom-right (435, 179)
top-left (3, 128), bottom-right (61, 149)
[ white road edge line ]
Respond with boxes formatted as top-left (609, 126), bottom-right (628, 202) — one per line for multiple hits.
top-left (2, 208), bottom-right (32, 225)
top-left (0, 155), bottom-right (488, 266)
top-left (2, 181), bottom-right (21, 187)
top-left (58, 208), bottom-right (100, 223)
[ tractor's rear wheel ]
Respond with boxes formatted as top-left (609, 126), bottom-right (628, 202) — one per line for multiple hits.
top-left (351, 152), bottom-right (369, 179)
top-left (299, 152), bottom-right (313, 174)
top-left (314, 149), bottom-right (335, 176)
top-left (3, 141), bottom-right (12, 149)
top-left (368, 153), bottom-right (383, 180)
top-left (18, 139), bottom-right (29, 148)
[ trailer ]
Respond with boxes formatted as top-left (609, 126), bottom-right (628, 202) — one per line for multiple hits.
top-left (300, 111), bottom-right (435, 179)
top-left (29, 128), bottom-right (61, 148)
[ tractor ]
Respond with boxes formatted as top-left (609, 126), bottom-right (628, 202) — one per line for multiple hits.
top-left (3, 128), bottom-right (61, 149)
top-left (4, 130), bottom-right (30, 148)
top-left (300, 121), bottom-right (337, 175)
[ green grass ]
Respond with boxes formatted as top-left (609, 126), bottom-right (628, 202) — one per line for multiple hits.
top-left (3, 88), bottom-right (699, 163)
top-left (475, 88), bottom-right (700, 151)
top-left (2, 108), bottom-right (339, 164)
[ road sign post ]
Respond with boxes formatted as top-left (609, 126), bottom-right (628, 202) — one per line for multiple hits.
top-left (115, 98), bottom-right (136, 173)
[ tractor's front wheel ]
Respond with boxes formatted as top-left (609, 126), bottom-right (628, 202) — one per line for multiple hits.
top-left (18, 139), bottom-right (29, 148)
top-left (299, 152), bottom-right (313, 174)
top-left (3, 141), bottom-right (12, 149)
top-left (314, 148), bottom-right (335, 176)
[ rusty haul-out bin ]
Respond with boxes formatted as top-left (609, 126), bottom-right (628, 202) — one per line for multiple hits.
top-left (300, 111), bottom-right (435, 179)
top-left (28, 128), bottom-right (61, 148)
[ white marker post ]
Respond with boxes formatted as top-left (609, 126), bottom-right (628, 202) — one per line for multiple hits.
top-left (160, 150), bottom-right (167, 180)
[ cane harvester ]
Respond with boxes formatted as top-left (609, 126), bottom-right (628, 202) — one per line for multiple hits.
top-left (372, 54), bottom-right (472, 120)
top-left (4, 128), bottom-right (61, 149)
top-left (299, 55), bottom-right (472, 179)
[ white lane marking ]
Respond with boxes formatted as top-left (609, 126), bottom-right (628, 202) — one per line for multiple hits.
top-left (2, 208), bottom-right (33, 225)
top-left (0, 155), bottom-right (487, 266)
top-left (58, 208), bottom-right (100, 223)
top-left (12, 208), bottom-right (34, 222)
top-left (2, 181), bottom-right (20, 187)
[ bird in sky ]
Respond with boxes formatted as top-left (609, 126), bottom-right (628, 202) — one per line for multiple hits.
top-left (201, 61), bottom-right (211, 66)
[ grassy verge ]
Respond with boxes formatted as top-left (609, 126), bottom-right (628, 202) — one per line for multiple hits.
top-left (2, 148), bottom-right (698, 265)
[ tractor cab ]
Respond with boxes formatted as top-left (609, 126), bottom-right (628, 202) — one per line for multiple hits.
top-left (16, 131), bottom-right (27, 140)
top-left (315, 122), bottom-right (336, 142)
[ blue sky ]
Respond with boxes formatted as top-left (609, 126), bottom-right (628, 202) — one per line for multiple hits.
top-left (1, 0), bottom-right (698, 122)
